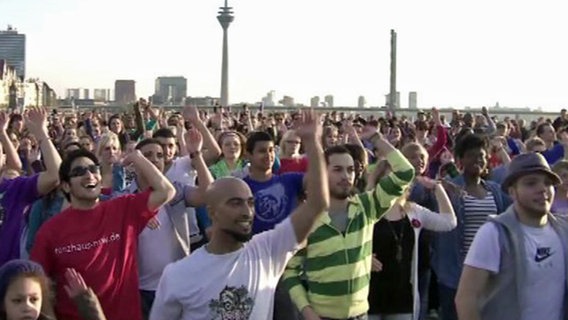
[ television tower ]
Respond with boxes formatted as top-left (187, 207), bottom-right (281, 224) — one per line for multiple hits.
top-left (217, 0), bottom-right (234, 107)
top-left (388, 29), bottom-right (397, 111)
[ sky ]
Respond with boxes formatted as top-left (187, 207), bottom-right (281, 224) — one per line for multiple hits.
top-left (2, 0), bottom-right (568, 110)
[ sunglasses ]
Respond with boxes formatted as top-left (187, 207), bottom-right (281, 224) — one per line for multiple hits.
top-left (69, 165), bottom-right (100, 178)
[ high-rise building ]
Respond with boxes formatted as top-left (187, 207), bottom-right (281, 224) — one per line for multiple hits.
top-left (82, 88), bottom-right (90, 100)
top-left (279, 95), bottom-right (295, 107)
top-left (94, 89), bottom-right (111, 102)
top-left (261, 91), bottom-right (276, 107)
top-left (66, 88), bottom-right (81, 99)
top-left (310, 96), bottom-right (320, 108)
top-left (153, 76), bottom-right (187, 104)
top-left (114, 80), bottom-right (136, 104)
top-left (0, 26), bottom-right (25, 80)
top-left (358, 96), bottom-right (366, 108)
top-left (324, 95), bottom-right (334, 108)
top-left (409, 91), bottom-right (417, 109)
top-left (385, 92), bottom-right (400, 109)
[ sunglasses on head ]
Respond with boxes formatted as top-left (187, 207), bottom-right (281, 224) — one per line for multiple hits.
top-left (69, 165), bottom-right (100, 178)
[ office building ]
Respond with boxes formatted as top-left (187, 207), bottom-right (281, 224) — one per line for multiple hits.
top-left (261, 91), bottom-right (276, 107)
top-left (115, 80), bottom-right (136, 104)
top-left (94, 89), bottom-right (111, 102)
top-left (153, 76), bottom-right (187, 104)
top-left (82, 88), bottom-right (90, 100)
top-left (0, 26), bottom-right (25, 80)
top-left (385, 92), bottom-right (400, 109)
top-left (279, 95), bottom-right (295, 107)
top-left (324, 95), bottom-right (334, 108)
top-left (66, 88), bottom-right (81, 99)
top-left (358, 96), bottom-right (366, 108)
top-left (409, 92), bottom-right (417, 109)
top-left (310, 96), bottom-right (320, 108)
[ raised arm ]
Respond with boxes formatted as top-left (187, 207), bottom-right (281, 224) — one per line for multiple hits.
top-left (175, 123), bottom-right (188, 157)
top-left (131, 101), bottom-right (146, 140)
top-left (184, 129), bottom-right (214, 207)
top-left (184, 105), bottom-right (221, 166)
top-left (289, 109), bottom-right (329, 243)
top-left (360, 128), bottom-right (415, 220)
top-left (428, 108), bottom-right (448, 158)
top-left (123, 150), bottom-right (175, 211)
top-left (25, 108), bottom-right (62, 195)
top-left (0, 111), bottom-right (22, 172)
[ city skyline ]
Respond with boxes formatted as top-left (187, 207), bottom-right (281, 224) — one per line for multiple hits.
top-left (2, 0), bottom-right (568, 110)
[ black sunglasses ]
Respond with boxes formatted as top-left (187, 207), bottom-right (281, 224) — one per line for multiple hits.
top-left (69, 165), bottom-right (100, 178)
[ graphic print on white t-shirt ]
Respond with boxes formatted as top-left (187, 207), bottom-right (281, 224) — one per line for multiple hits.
top-left (255, 183), bottom-right (289, 223)
top-left (208, 285), bottom-right (254, 320)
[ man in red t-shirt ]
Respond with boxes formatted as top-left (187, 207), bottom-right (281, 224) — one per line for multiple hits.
top-left (30, 148), bottom-right (175, 320)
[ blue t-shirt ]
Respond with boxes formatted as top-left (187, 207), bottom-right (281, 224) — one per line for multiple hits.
top-left (243, 173), bottom-right (304, 234)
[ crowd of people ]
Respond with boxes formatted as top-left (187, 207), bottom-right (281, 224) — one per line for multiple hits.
top-left (0, 100), bottom-right (567, 320)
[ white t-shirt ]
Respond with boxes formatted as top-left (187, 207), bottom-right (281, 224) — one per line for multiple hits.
top-left (167, 156), bottom-right (195, 186)
top-left (465, 222), bottom-right (565, 320)
top-left (166, 156), bottom-right (200, 240)
top-left (138, 207), bottom-right (185, 291)
top-left (150, 218), bottom-right (299, 320)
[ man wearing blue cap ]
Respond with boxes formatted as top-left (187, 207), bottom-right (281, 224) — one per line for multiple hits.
top-left (455, 152), bottom-right (568, 320)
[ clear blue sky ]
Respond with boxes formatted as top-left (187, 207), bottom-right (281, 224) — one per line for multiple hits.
top-left (2, 0), bottom-right (568, 110)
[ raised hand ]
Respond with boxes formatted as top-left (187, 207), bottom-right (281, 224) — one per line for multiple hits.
top-left (28, 147), bottom-right (41, 162)
top-left (64, 268), bottom-right (89, 298)
top-left (359, 125), bottom-right (381, 141)
top-left (490, 136), bottom-right (505, 151)
top-left (183, 105), bottom-right (201, 125)
top-left (295, 108), bottom-right (322, 141)
top-left (121, 149), bottom-right (143, 167)
top-left (185, 128), bottom-right (203, 154)
top-left (24, 107), bottom-right (49, 138)
top-left (343, 122), bottom-right (358, 138)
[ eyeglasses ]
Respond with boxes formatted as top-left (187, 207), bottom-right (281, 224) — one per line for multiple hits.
top-left (69, 165), bottom-right (100, 178)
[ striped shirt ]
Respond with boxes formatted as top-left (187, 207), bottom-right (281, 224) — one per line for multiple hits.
top-left (283, 150), bottom-right (415, 319)
top-left (462, 191), bottom-right (497, 255)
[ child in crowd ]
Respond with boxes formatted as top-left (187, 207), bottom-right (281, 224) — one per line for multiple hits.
top-left (0, 259), bottom-right (54, 320)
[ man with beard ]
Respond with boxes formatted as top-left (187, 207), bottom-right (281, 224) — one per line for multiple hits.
top-left (456, 153), bottom-right (568, 320)
top-left (30, 148), bottom-right (176, 320)
top-left (150, 109), bottom-right (328, 320)
top-left (432, 133), bottom-right (511, 320)
top-left (284, 128), bottom-right (415, 320)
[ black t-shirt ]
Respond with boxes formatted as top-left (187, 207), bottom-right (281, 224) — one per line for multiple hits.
top-left (368, 217), bottom-right (414, 315)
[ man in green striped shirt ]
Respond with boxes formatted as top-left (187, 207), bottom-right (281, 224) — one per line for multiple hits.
top-left (283, 131), bottom-right (415, 320)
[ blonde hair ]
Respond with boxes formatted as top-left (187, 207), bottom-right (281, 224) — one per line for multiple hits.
top-left (401, 142), bottom-right (428, 162)
top-left (279, 130), bottom-right (300, 157)
top-left (525, 137), bottom-right (545, 152)
top-left (96, 132), bottom-right (120, 160)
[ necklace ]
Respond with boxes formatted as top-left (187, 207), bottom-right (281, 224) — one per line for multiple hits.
top-left (386, 206), bottom-right (406, 263)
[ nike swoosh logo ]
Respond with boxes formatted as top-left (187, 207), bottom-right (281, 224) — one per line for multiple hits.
top-left (535, 253), bottom-right (553, 263)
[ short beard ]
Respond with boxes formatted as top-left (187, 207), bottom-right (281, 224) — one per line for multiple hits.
top-left (223, 229), bottom-right (253, 243)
